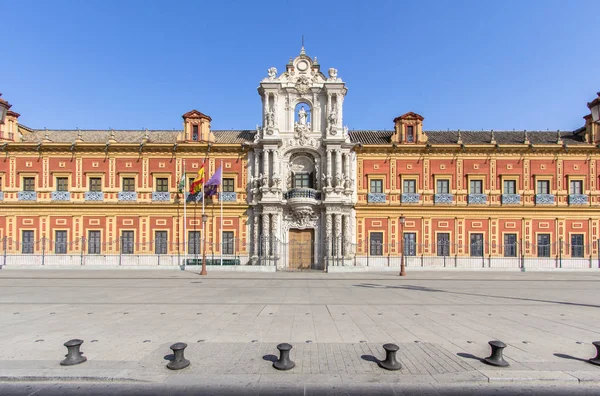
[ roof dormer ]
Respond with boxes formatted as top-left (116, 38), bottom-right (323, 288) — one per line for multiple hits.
top-left (392, 112), bottom-right (426, 144)
top-left (182, 110), bottom-right (214, 143)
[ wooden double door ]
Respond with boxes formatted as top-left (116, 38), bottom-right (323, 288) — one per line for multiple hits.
top-left (288, 229), bottom-right (314, 270)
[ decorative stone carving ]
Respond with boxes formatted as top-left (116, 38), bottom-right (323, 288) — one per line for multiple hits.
top-left (295, 75), bottom-right (312, 94)
top-left (293, 207), bottom-right (314, 226)
top-left (266, 108), bottom-right (275, 129)
top-left (254, 125), bottom-right (261, 143)
top-left (328, 68), bottom-right (339, 81)
top-left (328, 108), bottom-right (338, 135)
top-left (267, 67), bottom-right (277, 80)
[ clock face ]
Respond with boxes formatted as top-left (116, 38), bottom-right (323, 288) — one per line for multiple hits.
top-left (297, 60), bottom-right (309, 71)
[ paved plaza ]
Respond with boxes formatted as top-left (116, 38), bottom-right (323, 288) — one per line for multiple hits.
top-left (2, 269), bottom-right (600, 394)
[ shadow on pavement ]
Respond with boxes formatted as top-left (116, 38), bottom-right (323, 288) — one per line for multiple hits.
top-left (554, 353), bottom-right (589, 362)
top-left (262, 354), bottom-right (277, 363)
top-left (360, 354), bottom-right (379, 364)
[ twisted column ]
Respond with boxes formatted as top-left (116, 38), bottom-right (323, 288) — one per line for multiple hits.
top-left (325, 214), bottom-right (333, 257)
top-left (334, 213), bottom-right (342, 258)
top-left (336, 150), bottom-right (342, 187)
top-left (262, 213), bottom-right (271, 258)
top-left (252, 212), bottom-right (259, 257)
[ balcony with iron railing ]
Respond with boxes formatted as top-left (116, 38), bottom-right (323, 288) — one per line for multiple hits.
top-left (285, 188), bottom-right (321, 200)
top-left (18, 191), bottom-right (37, 201)
top-left (501, 194), bottom-right (521, 204)
top-left (0, 191), bottom-right (4, 201)
top-left (51, 191), bottom-right (71, 201)
top-left (367, 193), bottom-right (386, 203)
top-left (569, 194), bottom-right (588, 205)
top-left (468, 194), bottom-right (487, 205)
top-left (118, 192), bottom-right (138, 202)
top-left (85, 192), bottom-right (104, 201)
top-left (219, 192), bottom-right (237, 202)
top-left (434, 193), bottom-right (453, 204)
top-left (535, 194), bottom-right (555, 205)
top-left (151, 192), bottom-right (171, 202)
top-left (401, 193), bottom-right (420, 203)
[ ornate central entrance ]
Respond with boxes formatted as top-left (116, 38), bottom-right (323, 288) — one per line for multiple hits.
top-left (288, 229), bottom-right (314, 270)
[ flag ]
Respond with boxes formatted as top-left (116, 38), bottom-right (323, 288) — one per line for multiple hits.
top-left (204, 167), bottom-right (222, 198)
top-left (177, 173), bottom-right (186, 193)
top-left (189, 162), bottom-right (205, 194)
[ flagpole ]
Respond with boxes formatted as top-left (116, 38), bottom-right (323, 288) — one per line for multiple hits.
top-left (201, 180), bottom-right (207, 276)
top-left (220, 159), bottom-right (223, 266)
top-left (183, 159), bottom-right (187, 270)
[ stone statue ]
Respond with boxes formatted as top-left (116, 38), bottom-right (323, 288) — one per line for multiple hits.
top-left (344, 175), bottom-right (350, 189)
top-left (328, 108), bottom-right (337, 128)
top-left (321, 173), bottom-right (332, 188)
top-left (272, 175), bottom-right (281, 188)
top-left (298, 106), bottom-right (308, 126)
top-left (328, 68), bottom-right (338, 80)
top-left (266, 108), bottom-right (275, 128)
top-left (267, 67), bottom-right (277, 80)
top-left (336, 175), bottom-right (344, 188)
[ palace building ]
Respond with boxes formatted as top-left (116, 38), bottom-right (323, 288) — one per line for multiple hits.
top-left (1, 48), bottom-right (600, 271)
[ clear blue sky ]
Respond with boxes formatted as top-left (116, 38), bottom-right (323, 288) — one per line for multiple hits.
top-left (2, 0), bottom-right (599, 132)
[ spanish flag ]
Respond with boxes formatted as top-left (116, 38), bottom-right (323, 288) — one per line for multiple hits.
top-left (189, 162), bottom-right (205, 194)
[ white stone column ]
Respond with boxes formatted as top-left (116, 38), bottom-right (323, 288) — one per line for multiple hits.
top-left (343, 214), bottom-right (351, 256)
top-left (262, 213), bottom-right (271, 258)
top-left (271, 212), bottom-right (279, 257)
top-left (272, 150), bottom-right (279, 178)
top-left (263, 149), bottom-right (269, 187)
top-left (254, 150), bottom-right (260, 178)
top-left (326, 150), bottom-right (332, 185)
top-left (325, 213), bottom-right (333, 257)
top-left (344, 153), bottom-right (350, 182)
top-left (334, 213), bottom-right (342, 258)
top-left (336, 150), bottom-right (342, 187)
top-left (252, 212), bottom-right (259, 258)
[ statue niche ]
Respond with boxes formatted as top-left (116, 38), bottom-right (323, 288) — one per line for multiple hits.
top-left (294, 104), bottom-right (311, 139)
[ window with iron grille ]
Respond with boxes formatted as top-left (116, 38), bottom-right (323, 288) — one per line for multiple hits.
top-left (155, 231), bottom-right (168, 254)
top-left (537, 234), bottom-right (551, 257)
top-left (223, 178), bottom-right (235, 192)
top-left (55, 230), bottom-right (67, 254)
top-left (121, 231), bottom-right (134, 254)
top-left (222, 231), bottom-right (235, 255)
top-left (437, 233), bottom-right (450, 256)
top-left (89, 178), bottom-right (102, 192)
top-left (470, 233), bottom-right (484, 257)
top-left (406, 125), bottom-right (414, 142)
top-left (403, 179), bottom-right (416, 193)
top-left (122, 178), bottom-right (135, 192)
top-left (504, 233), bottom-right (517, 257)
top-left (469, 180), bottom-right (482, 194)
top-left (571, 234), bottom-right (584, 258)
top-left (155, 178), bottom-right (169, 192)
top-left (294, 173), bottom-right (312, 188)
top-left (23, 177), bottom-right (35, 191)
top-left (192, 125), bottom-right (199, 141)
top-left (503, 180), bottom-right (516, 194)
top-left (436, 179), bottom-right (449, 194)
top-left (188, 231), bottom-right (201, 255)
top-left (570, 180), bottom-right (583, 195)
top-left (370, 179), bottom-right (383, 193)
top-left (88, 231), bottom-right (101, 254)
top-left (56, 177), bottom-right (68, 192)
top-left (404, 233), bottom-right (416, 256)
top-left (369, 232), bottom-right (383, 256)
top-left (536, 180), bottom-right (550, 194)
top-left (22, 230), bottom-right (34, 254)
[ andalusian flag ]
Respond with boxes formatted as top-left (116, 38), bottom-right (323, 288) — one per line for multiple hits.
top-left (177, 173), bottom-right (186, 193)
top-left (189, 162), bottom-right (205, 194)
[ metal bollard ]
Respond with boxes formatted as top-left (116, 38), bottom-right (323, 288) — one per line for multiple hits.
top-left (588, 341), bottom-right (600, 366)
top-left (483, 340), bottom-right (509, 367)
top-left (273, 343), bottom-right (295, 370)
top-left (60, 339), bottom-right (87, 366)
top-left (167, 342), bottom-right (190, 370)
top-left (377, 343), bottom-right (402, 370)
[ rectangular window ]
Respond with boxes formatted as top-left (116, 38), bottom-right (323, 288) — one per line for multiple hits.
top-left (88, 231), bottom-right (101, 254)
top-left (122, 178), bottom-right (135, 192)
top-left (403, 179), bottom-right (416, 193)
top-left (469, 180), bottom-right (482, 194)
top-left (537, 234), bottom-right (551, 257)
top-left (503, 180), bottom-right (516, 194)
top-left (406, 125), bottom-right (414, 142)
top-left (404, 233), bottom-right (416, 256)
top-left (192, 125), bottom-right (199, 141)
top-left (436, 179), bottom-right (449, 194)
top-left (189, 178), bottom-right (195, 190)
top-left (437, 233), bottom-right (450, 256)
top-left (570, 180), bottom-right (583, 195)
top-left (22, 230), bottom-right (34, 254)
top-left (537, 180), bottom-right (550, 194)
top-left (369, 232), bottom-right (383, 256)
top-left (155, 178), bottom-right (169, 192)
top-left (0, 177), bottom-right (2, 191)
top-left (188, 231), bottom-right (201, 255)
top-left (56, 177), bottom-right (68, 192)
top-left (55, 230), bottom-right (67, 254)
top-left (571, 234), bottom-right (584, 258)
top-left (155, 231), bottom-right (168, 255)
top-left (222, 231), bottom-right (235, 255)
top-left (23, 177), bottom-right (35, 191)
top-left (89, 177), bottom-right (102, 192)
top-left (121, 231), bottom-right (134, 254)
top-left (223, 178), bottom-right (235, 192)
top-left (503, 233), bottom-right (517, 257)
top-left (370, 179), bottom-right (383, 193)
top-left (293, 173), bottom-right (311, 188)
top-left (470, 233), bottom-right (484, 257)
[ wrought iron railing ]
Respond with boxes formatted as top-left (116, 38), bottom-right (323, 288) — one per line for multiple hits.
top-left (569, 194), bottom-right (588, 205)
top-left (219, 192), bottom-right (237, 202)
top-left (151, 192), bottom-right (171, 202)
top-left (85, 192), bottom-right (104, 201)
top-left (468, 194), bottom-right (487, 204)
top-left (401, 193), bottom-right (420, 203)
top-left (535, 194), bottom-right (555, 205)
top-left (367, 193), bottom-right (386, 203)
top-left (285, 188), bottom-right (319, 200)
top-left (51, 191), bottom-right (71, 201)
top-left (501, 194), bottom-right (520, 204)
top-left (18, 191), bottom-right (37, 201)
top-left (118, 192), bottom-right (138, 202)
top-left (434, 193), bottom-right (453, 204)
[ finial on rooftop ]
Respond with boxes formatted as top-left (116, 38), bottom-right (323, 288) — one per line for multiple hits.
top-left (314, 56), bottom-right (318, 65)
top-left (457, 129), bottom-right (463, 145)
top-left (109, 128), bottom-right (116, 143)
top-left (76, 128), bottom-right (83, 143)
top-left (144, 128), bottom-right (150, 141)
top-left (490, 129), bottom-right (496, 145)
top-left (43, 128), bottom-right (52, 143)
top-left (524, 129), bottom-right (530, 145)
top-left (556, 129), bottom-right (563, 144)
top-left (300, 35), bottom-right (306, 55)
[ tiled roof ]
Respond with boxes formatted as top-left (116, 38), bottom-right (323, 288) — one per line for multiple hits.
top-left (18, 128), bottom-right (256, 145)
top-left (16, 127), bottom-right (588, 146)
top-left (349, 130), bottom-right (587, 145)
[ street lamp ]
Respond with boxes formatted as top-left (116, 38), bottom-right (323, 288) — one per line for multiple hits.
top-left (588, 92), bottom-right (600, 123)
top-left (201, 213), bottom-right (208, 276)
top-left (399, 215), bottom-right (406, 276)
top-left (0, 94), bottom-right (11, 124)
